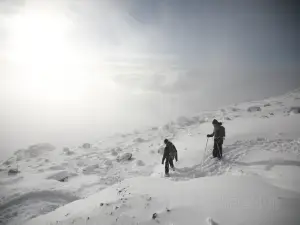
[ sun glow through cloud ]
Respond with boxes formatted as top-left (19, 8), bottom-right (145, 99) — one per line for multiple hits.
top-left (7, 10), bottom-right (73, 65)
top-left (4, 9), bottom-right (93, 104)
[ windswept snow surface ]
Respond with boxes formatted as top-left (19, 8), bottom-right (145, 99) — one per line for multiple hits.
top-left (1, 88), bottom-right (300, 225)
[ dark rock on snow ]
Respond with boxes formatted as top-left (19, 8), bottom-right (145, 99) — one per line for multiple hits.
top-left (82, 143), bottom-right (91, 149)
top-left (8, 168), bottom-right (20, 175)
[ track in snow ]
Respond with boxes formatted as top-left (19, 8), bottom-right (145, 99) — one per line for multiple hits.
top-left (153, 137), bottom-right (300, 181)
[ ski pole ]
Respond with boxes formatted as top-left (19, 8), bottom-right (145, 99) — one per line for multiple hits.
top-left (201, 138), bottom-right (209, 168)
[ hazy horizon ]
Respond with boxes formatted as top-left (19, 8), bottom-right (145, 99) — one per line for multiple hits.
top-left (1, 0), bottom-right (299, 159)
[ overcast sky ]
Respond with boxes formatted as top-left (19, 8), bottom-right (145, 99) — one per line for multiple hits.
top-left (0, 0), bottom-right (299, 158)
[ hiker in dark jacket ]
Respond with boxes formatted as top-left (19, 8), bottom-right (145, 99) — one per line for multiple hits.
top-left (207, 119), bottom-right (225, 159)
top-left (162, 139), bottom-right (178, 177)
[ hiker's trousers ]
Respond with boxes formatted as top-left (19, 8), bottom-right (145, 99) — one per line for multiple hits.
top-left (213, 139), bottom-right (223, 159)
top-left (165, 156), bottom-right (174, 174)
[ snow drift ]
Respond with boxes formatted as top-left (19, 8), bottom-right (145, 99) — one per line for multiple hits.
top-left (25, 176), bottom-right (300, 225)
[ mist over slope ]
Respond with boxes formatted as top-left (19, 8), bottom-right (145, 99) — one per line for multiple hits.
top-left (0, 87), bottom-right (300, 225)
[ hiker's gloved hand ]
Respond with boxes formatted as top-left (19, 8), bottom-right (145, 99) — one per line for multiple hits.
top-left (207, 134), bottom-right (211, 138)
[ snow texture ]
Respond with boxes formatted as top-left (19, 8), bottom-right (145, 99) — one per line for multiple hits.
top-left (1, 87), bottom-right (300, 225)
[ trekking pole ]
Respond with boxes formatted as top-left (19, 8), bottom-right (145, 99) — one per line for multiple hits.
top-left (201, 138), bottom-right (209, 168)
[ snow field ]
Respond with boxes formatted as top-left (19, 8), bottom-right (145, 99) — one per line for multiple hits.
top-left (0, 88), bottom-right (300, 225)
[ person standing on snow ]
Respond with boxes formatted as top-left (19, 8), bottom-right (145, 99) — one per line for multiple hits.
top-left (162, 139), bottom-right (178, 177)
top-left (207, 119), bottom-right (225, 159)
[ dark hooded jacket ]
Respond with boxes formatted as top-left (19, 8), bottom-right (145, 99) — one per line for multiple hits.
top-left (208, 122), bottom-right (226, 140)
top-left (162, 141), bottom-right (178, 163)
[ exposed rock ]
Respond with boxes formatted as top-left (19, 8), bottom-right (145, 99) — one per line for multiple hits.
top-left (247, 106), bottom-right (261, 112)
top-left (47, 171), bottom-right (77, 182)
top-left (116, 153), bottom-right (133, 162)
top-left (256, 137), bottom-right (266, 142)
top-left (230, 107), bottom-right (240, 112)
top-left (3, 159), bottom-right (13, 166)
top-left (111, 147), bottom-right (122, 156)
top-left (289, 107), bottom-right (300, 115)
top-left (111, 147), bottom-right (122, 155)
top-left (63, 147), bottom-right (74, 155)
top-left (59, 177), bottom-right (68, 182)
top-left (82, 143), bottom-right (91, 149)
top-left (63, 147), bottom-right (70, 152)
top-left (133, 137), bottom-right (147, 143)
top-left (8, 168), bottom-right (20, 175)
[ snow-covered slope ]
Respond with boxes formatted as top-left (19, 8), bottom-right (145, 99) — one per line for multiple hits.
top-left (1, 88), bottom-right (300, 225)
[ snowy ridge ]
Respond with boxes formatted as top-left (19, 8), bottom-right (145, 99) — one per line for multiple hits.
top-left (1, 88), bottom-right (300, 225)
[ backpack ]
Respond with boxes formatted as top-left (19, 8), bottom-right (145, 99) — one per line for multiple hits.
top-left (220, 126), bottom-right (226, 138)
top-left (168, 142), bottom-right (177, 158)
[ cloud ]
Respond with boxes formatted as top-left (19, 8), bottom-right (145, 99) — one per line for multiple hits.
top-left (1, 0), bottom-right (299, 102)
